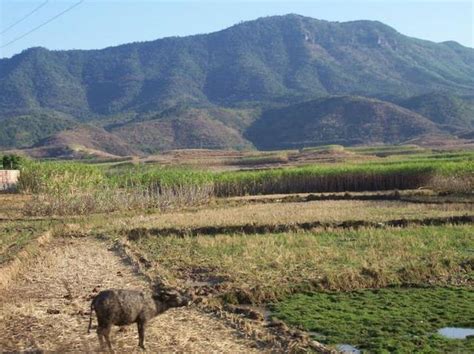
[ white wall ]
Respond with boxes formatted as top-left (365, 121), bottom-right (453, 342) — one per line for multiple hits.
top-left (0, 170), bottom-right (20, 191)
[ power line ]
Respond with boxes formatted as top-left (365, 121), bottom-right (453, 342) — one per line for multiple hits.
top-left (1, 1), bottom-right (49, 35)
top-left (0, 0), bottom-right (85, 49)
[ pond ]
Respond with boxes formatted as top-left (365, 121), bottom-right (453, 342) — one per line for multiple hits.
top-left (438, 327), bottom-right (474, 339)
top-left (337, 344), bottom-right (360, 353)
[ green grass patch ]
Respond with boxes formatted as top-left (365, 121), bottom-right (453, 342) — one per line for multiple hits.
top-left (272, 287), bottom-right (474, 352)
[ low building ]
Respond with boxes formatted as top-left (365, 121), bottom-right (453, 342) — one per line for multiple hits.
top-left (0, 170), bottom-right (20, 192)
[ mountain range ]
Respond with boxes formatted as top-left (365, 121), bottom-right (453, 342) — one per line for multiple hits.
top-left (0, 14), bottom-right (473, 156)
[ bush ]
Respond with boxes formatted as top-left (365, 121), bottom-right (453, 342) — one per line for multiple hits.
top-left (1, 155), bottom-right (22, 170)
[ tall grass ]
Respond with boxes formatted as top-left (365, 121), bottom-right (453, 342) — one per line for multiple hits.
top-left (213, 160), bottom-right (473, 196)
top-left (19, 162), bottom-right (213, 216)
top-left (17, 155), bottom-right (473, 215)
top-left (106, 165), bottom-right (214, 189)
top-left (17, 160), bottom-right (104, 194)
top-left (230, 153), bottom-right (289, 166)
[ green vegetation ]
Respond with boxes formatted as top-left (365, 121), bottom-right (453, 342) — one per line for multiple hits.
top-left (106, 165), bottom-right (214, 189)
top-left (214, 158), bottom-right (473, 196)
top-left (301, 145), bottom-right (345, 152)
top-left (347, 144), bottom-right (428, 156)
top-left (18, 160), bottom-right (105, 194)
top-left (272, 287), bottom-right (474, 352)
top-left (0, 221), bottom-right (49, 265)
top-left (1, 144), bottom-right (472, 351)
top-left (231, 153), bottom-right (289, 166)
top-left (246, 96), bottom-right (440, 150)
top-left (401, 150), bottom-right (474, 162)
top-left (18, 161), bottom-right (213, 215)
top-left (132, 225), bottom-right (474, 303)
top-left (1, 155), bottom-right (23, 169)
top-left (1, 16), bottom-right (473, 152)
top-left (0, 112), bottom-right (76, 149)
top-left (400, 92), bottom-right (474, 128)
top-left (15, 151), bottom-right (473, 215)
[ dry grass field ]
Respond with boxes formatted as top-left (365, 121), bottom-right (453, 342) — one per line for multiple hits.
top-left (0, 194), bottom-right (30, 219)
top-left (109, 199), bottom-right (472, 231)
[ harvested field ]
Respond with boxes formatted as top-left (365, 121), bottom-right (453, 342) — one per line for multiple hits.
top-left (224, 190), bottom-right (474, 206)
top-left (0, 236), bottom-right (264, 352)
top-left (0, 194), bottom-right (30, 220)
top-left (110, 199), bottom-right (473, 231)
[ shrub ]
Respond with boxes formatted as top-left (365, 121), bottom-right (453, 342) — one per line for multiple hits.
top-left (1, 154), bottom-right (22, 170)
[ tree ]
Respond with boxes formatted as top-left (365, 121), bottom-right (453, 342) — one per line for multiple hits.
top-left (2, 154), bottom-right (22, 170)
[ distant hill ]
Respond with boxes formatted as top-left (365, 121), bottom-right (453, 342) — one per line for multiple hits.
top-left (397, 93), bottom-right (474, 132)
top-left (33, 125), bottom-right (139, 157)
top-left (0, 14), bottom-right (473, 154)
top-left (245, 96), bottom-right (441, 149)
top-left (0, 112), bottom-right (77, 149)
top-left (111, 107), bottom-right (254, 152)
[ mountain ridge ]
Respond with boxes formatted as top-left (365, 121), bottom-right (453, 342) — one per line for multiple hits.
top-left (0, 14), bottom-right (473, 154)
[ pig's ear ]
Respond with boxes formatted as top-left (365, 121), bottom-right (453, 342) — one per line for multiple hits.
top-left (152, 293), bottom-right (164, 301)
top-left (152, 292), bottom-right (174, 301)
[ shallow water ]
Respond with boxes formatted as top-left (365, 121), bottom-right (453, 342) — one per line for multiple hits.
top-left (438, 327), bottom-right (474, 339)
top-left (337, 344), bottom-right (361, 353)
top-left (308, 331), bottom-right (326, 340)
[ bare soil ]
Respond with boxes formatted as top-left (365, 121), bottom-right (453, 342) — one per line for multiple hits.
top-left (0, 236), bottom-right (261, 352)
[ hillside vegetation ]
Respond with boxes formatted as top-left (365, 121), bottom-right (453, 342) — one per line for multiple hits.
top-left (246, 96), bottom-right (442, 149)
top-left (398, 93), bottom-right (474, 131)
top-left (0, 14), bottom-right (473, 153)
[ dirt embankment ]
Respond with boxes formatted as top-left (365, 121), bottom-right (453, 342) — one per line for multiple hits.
top-left (0, 236), bottom-right (264, 352)
top-left (127, 215), bottom-right (474, 240)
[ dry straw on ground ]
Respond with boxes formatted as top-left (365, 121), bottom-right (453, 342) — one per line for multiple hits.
top-left (112, 199), bottom-right (473, 231)
top-left (0, 231), bottom-right (52, 289)
top-left (0, 237), bottom-right (266, 352)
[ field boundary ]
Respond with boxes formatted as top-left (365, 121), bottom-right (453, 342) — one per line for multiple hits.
top-left (225, 192), bottom-right (474, 206)
top-left (0, 230), bottom-right (52, 289)
top-left (126, 215), bottom-right (474, 239)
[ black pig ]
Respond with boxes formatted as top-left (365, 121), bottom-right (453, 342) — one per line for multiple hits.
top-left (88, 288), bottom-right (190, 351)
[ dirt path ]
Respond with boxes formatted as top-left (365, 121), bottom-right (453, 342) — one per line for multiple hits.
top-left (0, 236), bottom-right (262, 352)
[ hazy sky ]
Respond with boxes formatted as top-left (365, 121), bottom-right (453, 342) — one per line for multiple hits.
top-left (0, 0), bottom-right (472, 58)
